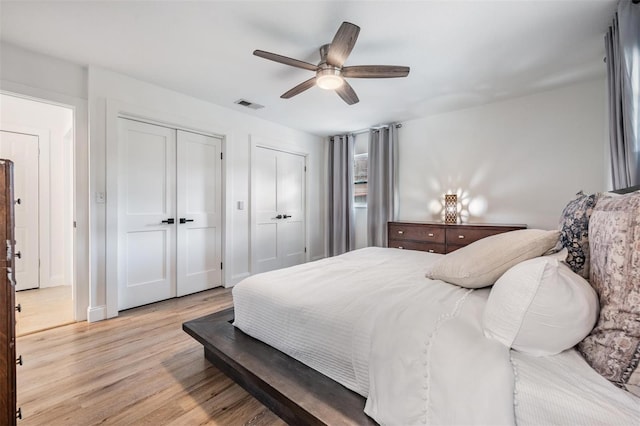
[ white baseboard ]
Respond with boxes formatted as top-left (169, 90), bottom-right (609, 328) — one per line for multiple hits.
top-left (87, 305), bottom-right (107, 323)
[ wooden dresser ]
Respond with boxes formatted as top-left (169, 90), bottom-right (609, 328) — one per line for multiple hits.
top-left (388, 221), bottom-right (526, 254)
top-left (1, 159), bottom-right (19, 425)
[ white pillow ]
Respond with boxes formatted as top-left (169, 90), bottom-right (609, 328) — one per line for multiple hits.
top-left (425, 229), bottom-right (560, 288)
top-left (483, 256), bottom-right (599, 356)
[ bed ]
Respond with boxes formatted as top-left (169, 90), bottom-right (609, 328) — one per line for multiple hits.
top-left (184, 190), bottom-right (640, 425)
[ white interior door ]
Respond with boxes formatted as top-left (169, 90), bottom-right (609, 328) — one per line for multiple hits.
top-left (0, 130), bottom-right (39, 291)
top-left (117, 119), bottom-right (176, 310)
top-left (176, 130), bottom-right (222, 296)
top-left (253, 146), bottom-right (306, 274)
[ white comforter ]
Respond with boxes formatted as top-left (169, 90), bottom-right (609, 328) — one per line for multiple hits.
top-left (233, 247), bottom-right (640, 425)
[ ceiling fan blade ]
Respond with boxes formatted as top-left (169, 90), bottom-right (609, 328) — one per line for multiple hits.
top-left (326, 22), bottom-right (360, 67)
top-left (342, 65), bottom-right (410, 78)
top-left (335, 81), bottom-right (359, 105)
top-left (281, 77), bottom-right (317, 99)
top-left (254, 50), bottom-right (318, 71)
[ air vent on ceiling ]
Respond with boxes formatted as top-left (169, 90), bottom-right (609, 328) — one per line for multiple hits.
top-left (234, 99), bottom-right (264, 110)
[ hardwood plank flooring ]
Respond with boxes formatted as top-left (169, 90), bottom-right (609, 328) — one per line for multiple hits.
top-left (16, 285), bottom-right (74, 336)
top-left (16, 287), bottom-right (286, 426)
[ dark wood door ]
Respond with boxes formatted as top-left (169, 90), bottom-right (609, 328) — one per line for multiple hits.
top-left (0, 159), bottom-right (17, 425)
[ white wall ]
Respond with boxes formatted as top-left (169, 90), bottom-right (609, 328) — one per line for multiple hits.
top-left (0, 94), bottom-right (74, 288)
top-left (88, 66), bottom-right (325, 319)
top-left (398, 79), bottom-right (606, 230)
top-left (0, 42), bottom-right (88, 99)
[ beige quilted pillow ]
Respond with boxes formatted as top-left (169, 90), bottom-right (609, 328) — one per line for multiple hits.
top-left (425, 229), bottom-right (560, 288)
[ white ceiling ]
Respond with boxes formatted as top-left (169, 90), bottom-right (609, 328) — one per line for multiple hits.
top-left (0, 1), bottom-right (616, 136)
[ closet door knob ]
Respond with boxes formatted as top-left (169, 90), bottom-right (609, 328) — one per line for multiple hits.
top-left (273, 214), bottom-right (283, 219)
top-left (282, 214), bottom-right (291, 219)
top-left (161, 218), bottom-right (175, 224)
top-left (179, 218), bottom-right (194, 224)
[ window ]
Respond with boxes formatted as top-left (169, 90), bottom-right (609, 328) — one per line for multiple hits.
top-left (354, 153), bottom-right (368, 206)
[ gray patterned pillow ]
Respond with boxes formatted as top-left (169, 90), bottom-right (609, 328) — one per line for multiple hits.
top-left (578, 191), bottom-right (640, 396)
top-left (556, 191), bottom-right (598, 279)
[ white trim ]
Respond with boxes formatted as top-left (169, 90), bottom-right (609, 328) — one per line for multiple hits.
top-left (105, 98), bottom-right (229, 319)
top-left (87, 305), bottom-right (107, 323)
top-left (1, 82), bottom-right (90, 322)
top-left (311, 255), bottom-right (325, 262)
top-left (249, 135), bottom-right (310, 274)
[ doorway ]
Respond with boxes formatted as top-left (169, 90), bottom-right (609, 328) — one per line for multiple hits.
top-left (0, 94), bottom-right (75, 335)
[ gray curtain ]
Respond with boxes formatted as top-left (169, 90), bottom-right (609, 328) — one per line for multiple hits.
top-left (367, 125), bottom-right (399, 247)
top-left (607, 0), bottom-right (640, 189)
top-left (328, 134), bottom-right (355, 256)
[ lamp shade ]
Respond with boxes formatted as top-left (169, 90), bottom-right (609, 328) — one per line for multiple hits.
top-left (444, 194), bottom-right (458, 224)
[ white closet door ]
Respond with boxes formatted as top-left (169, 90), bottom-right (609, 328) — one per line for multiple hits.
top-left (176, 130), bottom-right (222, 296)
top-left (0, 130), bottom-right (39, 291)
top-left (253, 146), bottom-right (306, 274)
top-left (117, 119), bottom-right (176, 310)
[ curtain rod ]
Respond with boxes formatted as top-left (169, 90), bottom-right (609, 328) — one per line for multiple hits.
top-left (350, 123), bottom-right (402, 136)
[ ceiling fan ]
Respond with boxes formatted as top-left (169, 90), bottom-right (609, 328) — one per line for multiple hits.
top-left (253, 21), bottom-right (410, 105)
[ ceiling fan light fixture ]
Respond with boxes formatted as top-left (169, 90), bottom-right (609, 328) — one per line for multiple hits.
top-left (316, 68), bottom-right (344, 90)
top-left (254, 22), bottom-right (409, 104)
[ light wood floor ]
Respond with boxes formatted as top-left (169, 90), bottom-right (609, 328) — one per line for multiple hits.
top-left (16, 285), bottom-right (74, 336)
top-left (16, 287), bottom-right (286, 426)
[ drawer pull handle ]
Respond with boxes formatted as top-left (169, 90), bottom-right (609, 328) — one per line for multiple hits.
top-left (398, 246), bottom-right (404, 249)
top-left (428, 233), bottom-right (434, 237)
top-left (397, 230), bottom-right (404, 234)
top-left (458, 235), bottom-right (465, 239)
top-left (428, 249), bottom-right (435, 253)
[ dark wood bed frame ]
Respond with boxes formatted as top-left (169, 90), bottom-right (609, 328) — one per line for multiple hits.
top-left (183, 308), bottom-right (376, 425)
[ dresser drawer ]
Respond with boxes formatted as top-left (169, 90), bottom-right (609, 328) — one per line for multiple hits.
top-left (446, 227), bottom-right (493, 246)
top-left (388, 223), bottom-right (445, 243)
top-left (388, 239), bottom-right (445, 254)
